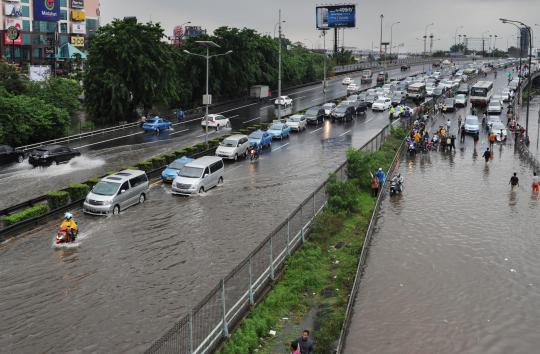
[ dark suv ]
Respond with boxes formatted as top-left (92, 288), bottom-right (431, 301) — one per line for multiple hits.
top-left (28, 145), bottom-right (81, 166)
top-left (331, 104), bottom-right (355, 122)
top-left (304, 106), bottom-right (325, 125)
top-left (0, 145), bottom-right (25, 165)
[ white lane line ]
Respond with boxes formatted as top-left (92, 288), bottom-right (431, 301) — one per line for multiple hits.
top-left (261, 105), bottom-right (273, 110)
top-left (218, 102), bottom-right (258, 114)
top-left (272, 142), bottom-right (290, 151)
top-left (196, 131), bottom-right (217, 138)
top-left (339, 130), bottom-right (351, 137)
top-left (243, 116), bottom-right (261, 124)
top-left (74, 131), bottom-right (144, 149)
top-left (228, 114), bottom-right (240, 120)
top-left (312, 98), bottom-right (322, 102)
top-left (310, 127), bottom-right (323, 134)
top-left (224, 164), bottom-right (244, 175)
top-left (365, 117), bottom-right (376, 123)
top-left (293, 96), bottom-right (306, 101)
top-left (170, 129), bottom-right (190, 136)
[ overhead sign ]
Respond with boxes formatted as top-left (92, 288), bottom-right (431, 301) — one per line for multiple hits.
top-left (4, 3), bottom-right (23, 17)
top-left (29, 65), bottom-right (51, 81)
top-left (4, 19), bottom-right (22, 45)
top-left (72, 22), bottom-right (86, 34)
top-left (71, 9), bottom-right (86, 21)
top-left (316, 5), bottom-right (356, 29)
top-left (71, 36), bottom-right (85, 47)
top-left (71, 0), bottom-right (84, 9)
top-left (33, 0), bottom-right (60, 22)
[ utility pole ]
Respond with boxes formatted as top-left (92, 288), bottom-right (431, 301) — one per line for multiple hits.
top-left (278, 8), bottom-right (282, 121)
top-left (322, 30), bottom-right (327, 104)
top-left (334, 28), bottom-right (338, 54)
top-left (379, 14), bottom-right (384, 57)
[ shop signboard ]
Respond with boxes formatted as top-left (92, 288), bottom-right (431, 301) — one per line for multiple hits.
top-left (71, 36), bottom-right (85, 47)
top-left (4, 18), bottom-right (23, 45)
top-left (33, 0), bottom-right (60, 22)
top-left (72, 22), bottom-right (86, 34)
top-left (4, 3), bottom-right (23, 17)
top-left (71, 0), bottom-right (84, 9)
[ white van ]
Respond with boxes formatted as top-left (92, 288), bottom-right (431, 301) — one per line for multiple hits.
top-left (83, 170), bottom-right (149, 215)
top-left (172, 156), bottom-right (224, 195)
top-left (215, 134), bottom-right (249, 160)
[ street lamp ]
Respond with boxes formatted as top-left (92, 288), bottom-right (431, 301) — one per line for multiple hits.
top-left (184, 41), bottom-right (233, 147)
top-left (379, 14), bottom-right (384, 57)
top-left (481, 30), bottom-right (490, 56)
top-left (500, 18), bottom-right (533, 138)
top-left (422, 22), bottom-right (434, 72)
top-left (274, 19), bottom-right (286, 38)
top-left (390, 21), bottom-right (400, 57)
top-left (319, 29), bottom-right (329, 103)
top-left (277, 9), bottom-right (284, 121)
top-left (454, 25), bottom-right (464, 47)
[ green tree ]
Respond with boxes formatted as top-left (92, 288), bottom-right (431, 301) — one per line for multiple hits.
top-left (27, 77), bottom-right (82, 116)
top-left (84, 18), bottom-right (179, 124)
top-left (0, 60), bottom-right (26, 94)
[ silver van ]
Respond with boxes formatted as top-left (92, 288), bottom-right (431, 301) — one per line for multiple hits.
top-left (171, 156), bottom-right (224, 195)
top-left (83, 169), bottom-right (150, 215)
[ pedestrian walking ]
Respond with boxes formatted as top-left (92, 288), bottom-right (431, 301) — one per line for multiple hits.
top-left (482, 147), bottom-right (491, 162)
top-left (446, 118), bottom-right (451, 133)
top-left (449, 135), bottom-right (456, 152)
top-left (532, 172), bottom-right (540, 193)
top-left (458, 115), bottom-right (462, 130)
top-left (290, 341), bottom-right (301, 354)
top-left (375, 168), bottom-right (386, 185)
top-left (296, 330), bottom-right (314, 354)
top-left (176, 108), bottom-right (185, 122)
top-left (489, 132), bottom-right (496, 149)
top-left (509, 172), bottom-right (519, 188)
top-left (473, 132), bottom-right (479, 145)
top-left (460, 125), bottom-right (466, 142)
top-left (371, 174), bottom-right (380, 197)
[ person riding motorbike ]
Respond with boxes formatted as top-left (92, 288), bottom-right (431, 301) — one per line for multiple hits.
top-left (248, 144), bottom-right (260, 160)
top-left (390, 173), bottom-right (404, 193)
top-left (59, 212), bottom-right (78, 241)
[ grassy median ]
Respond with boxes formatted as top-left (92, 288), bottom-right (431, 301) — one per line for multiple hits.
top-left (220, 127), bottom-right (405, 354)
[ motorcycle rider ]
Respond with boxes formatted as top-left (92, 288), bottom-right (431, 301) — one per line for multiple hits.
top-left (59, 212), bottom-right (78, 241)
top-left (391, 173), bottom-right (404, 192)
top-left (248, 144), bottom-right (260, 160)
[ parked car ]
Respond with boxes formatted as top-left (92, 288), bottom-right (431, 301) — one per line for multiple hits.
top-left (347, 83), bottom-right (360, 94)
top-left (248, 130), bottom-right (273, 149)
top-left (331, 104), bottom-right (355, 122)
top-left (0, 145), bottom-right (24, 165)
top-left (286, 114), bottom-right (307, 132)
top-left (371, 97), bottom-right (392, 111)
top-left (201, 114), bottom-right (231, 130)
top-left (304, 106), bottom-right (325, 125)
top-left (487, 100), bottom-right (503, 115)
top-left (342, 77), bottom-right (353, 85)
top-left (83, 169), bottom-right (149, 215)
top-left (464, 115), bottom-right (480, 134)
top-left (28, 145), bottom-right (80, 166)
top-left (274, 95), bottom-right (293, 106)
top-left (171, 156), bottom-right (224, 195)
top-left (401, 64), bottom-right (410, 71)
top-left (215, 134), bottom-right (250, 160)
top-left (455, 94), bottom-right (467, 107)
top-left (442, 98), bottom-right (456, 112)
top-left (322, 102), bottom-right (336, 117)
top-left (267, 123), bottom-right (291, 139)
top-left (161, 157), bottom-right (194, 183)
top-left (142, 117), bottom-right (172, 132)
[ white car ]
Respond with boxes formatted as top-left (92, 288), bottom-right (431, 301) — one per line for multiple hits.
top-left (286, 114), bottom-right (307, 132)
top-left (201, 114), bottom-right (231, 130)
top-left (464, 115), bottom-right (480, 134)
top-left (455, 94), bottom-right (467, 107)
top-left (322, 102), bottom-right (336, 117)
top-left (342, 77), bottom-right (353, 85)
top-left (487, 100), bottom-right (503, 115)
top-left (347, 83), bottom-right (360, 93)
top-left (274, 95), bottom-right (293, 106)
top-left (215, 134), bottom-right (249, 160)
top-left (371, 97), bottom-right (392, 111)
top-left (491, 121), bottom-right (508, 141)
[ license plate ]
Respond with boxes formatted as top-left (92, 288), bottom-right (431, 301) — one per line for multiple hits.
top-left (166, 178), bottom-right (172, 181)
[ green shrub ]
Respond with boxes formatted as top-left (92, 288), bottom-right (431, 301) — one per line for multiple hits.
top-left (47, 191), bottom-right (70, 210)
top-left (1, 204), bottom-right (49, 226)
top-left (85, 177), bottom-right (100, 188)
top-left (67, 184), bottom-right (90, 201)
top-left (121, 166), bottom-right (137, 171)
top-left (183, 146), bottom-right (198, 155)
top-left (106, 171), bottom-right (117, 176)
top-left (193, 143), bottom-right (207, 152)
top-left (135, 161), bottom-right (153, 172)
top-left (174, 149), bottom-right (189, 158)
top-left (150, 156), bottom-right (166, 169)
top-left (161, 153), bottom-right (176, 164)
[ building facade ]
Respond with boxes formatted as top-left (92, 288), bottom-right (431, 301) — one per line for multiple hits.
top-left (0, 0), bottom-right (100, 65)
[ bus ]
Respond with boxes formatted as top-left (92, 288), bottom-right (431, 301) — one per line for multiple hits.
top-left (469, 81), bottom-right (494, 106)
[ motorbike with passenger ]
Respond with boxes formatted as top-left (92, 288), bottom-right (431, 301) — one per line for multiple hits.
top-left (248, 144), bottom-right (260, 161)
top-left (390, 173), bottom-right (404, 195)
top-left (56, 212), bottom-right (78, 244)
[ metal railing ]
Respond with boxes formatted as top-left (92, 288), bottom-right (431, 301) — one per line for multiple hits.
top-left (145, 124), bottom-right (396, 354)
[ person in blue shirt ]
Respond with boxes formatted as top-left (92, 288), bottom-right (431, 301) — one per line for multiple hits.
top-left (375, 168), bottom-right (386, 185)
top-left (175, 108), bottom-right (185, 122)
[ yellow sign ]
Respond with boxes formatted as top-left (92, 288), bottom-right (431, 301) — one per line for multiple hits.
top-left (71, 36), bottom-right (85, 47)
top-left (71, 10), bottom-right (86, 21)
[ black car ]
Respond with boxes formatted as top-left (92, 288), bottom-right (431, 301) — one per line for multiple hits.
top-left (28, 145), bottom-right (81, 166)
top-left (0, 145), bottom-right (24, 165)
top-left (331, 104), bottom-right (355, 122)
top-left (400, 64), bottom-right (410, 71)
top-left (304, 106), bottom-right (325, 125)
top-left (355, 101), bottom-right (368, 115)
top-left (376, 72), bottom-right (388, 85)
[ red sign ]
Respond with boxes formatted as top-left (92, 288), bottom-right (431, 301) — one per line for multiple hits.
top-left (4, 18), bottom-right (23, 45)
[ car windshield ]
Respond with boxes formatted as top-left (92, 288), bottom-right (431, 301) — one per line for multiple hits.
top-left (146, 118), bottom-right (158, 124)
top-left (249, 132), bottom-right (263, 139)
top-left (323, 104), bottom-right (334, 109)
top-left (375, 99), bottom-right (386, 104)
top-left (169, 161), bottom-right (188, 170)
top-left (92, 181), bottom-right (120, 196)
top-left (335, 106), bottom-right (347, 113)
top-left (456, 95), bottom-right (465, 99)
top-left (466, 117), bottom-right (478, 125)
top-left (306, 108), bottom-right (318, 115)
top-left (270, 124), bottom-right (283, 130)
top-left (492, 123), bottom-right (505, 130)
top-left (220, 139), bottom-right (238, 147)
top-left (179, 166), bottom-right (204, 178)
top-left (489, 102), bottom-right (500, 107)
top-left (288, 117), bottom-right (302, 122)
top-left (444, 99), bottom-right (454, 105)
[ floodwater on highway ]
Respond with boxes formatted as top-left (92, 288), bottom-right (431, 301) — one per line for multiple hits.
top-left (344, 132), bottom-right (540, 353)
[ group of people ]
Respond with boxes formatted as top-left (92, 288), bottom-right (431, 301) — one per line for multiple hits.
top-left (290, 330), bottom-right (314, 354)
top-left (370, 168), bottom-right (403, 196)
top-left (508, 172), bottom-right (540, 193)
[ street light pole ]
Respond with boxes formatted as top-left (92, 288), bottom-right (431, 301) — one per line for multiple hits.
top-left (379, 14), bottom-right (384, 57)
top-left (278, 8), bottom-right (282, 122)
top-left (454, 25), bottom-right (463, 47)
top-left (390, 21), bottom-right (400, 57)
top-left (322, 30), bottom-right (327, 104)
top-left (423, 22), bottom-right (434, 72)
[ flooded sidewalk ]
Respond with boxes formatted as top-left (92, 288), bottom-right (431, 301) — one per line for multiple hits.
top-left (342, 132), bottom-right (540, 353)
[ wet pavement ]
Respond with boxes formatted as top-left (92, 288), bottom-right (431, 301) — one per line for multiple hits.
top-left (0, 63), bottom-right (429, 210)
top-left (343, 75), bottom-right (540, 354)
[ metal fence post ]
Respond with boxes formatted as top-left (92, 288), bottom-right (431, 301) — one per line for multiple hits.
top-left (312, 191), bottom-right (316, 216)
top-left (221, 279), bottom-right (229, 337)
top-left (300, 206), bottom-right (305, 243)
top-left (189, 310), bottom-right (194, 353)
top-left (269, 237), bottom-right (275, 281)
top-left (287, 218), bottom-right (291, 256)
top-left (248, 256), bottom-right (254, 306)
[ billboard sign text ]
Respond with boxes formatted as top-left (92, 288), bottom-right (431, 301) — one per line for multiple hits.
top-left (33, 0), bottom-right (60, 22)
top-left (4, 18), bottom-right (23, 45)
top-left (316, 5), bottom-right (356, 29)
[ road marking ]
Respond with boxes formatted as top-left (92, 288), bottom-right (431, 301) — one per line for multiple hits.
top-left (272, 142), bottom-right (290, 151)
top-left (261, 105), bottom-right (273, 110)
top-left (293, 96), bottom-right (306, 101)
top-left (74, 130), bottom-right (144, 149)
top-left (150, 180), bottom-right (162, 187)
top-left (218, 102), bottom-right (258, 114)
top-left (312, 98), bottom-right (321, 102)
top-left (310, 127), bottom-right (323, 134)
top-left (196, 131), bottom-right (217, 138)
top-left (228, 114), bottom-right (240, 120)
top-left (339, 130), bottom-right (351, 137)
top-left (243, 116), bottom-right (261, 124)
top-left (365, 117), bottom-right (376, 123)
top-left (170, 128), bottom-right (190, 136)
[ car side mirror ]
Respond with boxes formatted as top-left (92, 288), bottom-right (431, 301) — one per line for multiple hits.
top-left (203, 174), bottom-right (208, 178)
top-left (120, 189), bottom-right (126, 194)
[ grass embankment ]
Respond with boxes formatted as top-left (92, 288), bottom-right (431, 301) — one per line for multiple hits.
top-left (220, 128), bottom-right (406, 354)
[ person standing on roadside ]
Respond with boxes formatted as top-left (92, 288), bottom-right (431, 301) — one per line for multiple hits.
top-left (371, 174), bottom-right (380, 197)
top-left (489, 132), bottom-right (496, 149)
top-left (532, 172), bottom-right (540, 193)
top-left (482, 147), bottom-right (491, 162)
top-left (297, 330), bottom-right (314, 354)
top-left (460, 125), bottom-right (466, 142)
top-left (509, 172), bottom-right (519, 188)
top-left (375, 168), bottom-right (386, 185)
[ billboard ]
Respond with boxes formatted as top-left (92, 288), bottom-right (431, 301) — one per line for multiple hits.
top-left (184, 26), bottom-right (206, 38)
top-left (4, 3), bottom-right (24, 17)
top-left (72, 22), bottom-right (86, 34)
top-left (29, 66), bottom-right (52, 81)
top-left (316, 5), bottom-right (356, 29)
top-left (71, 0), bottom-right (84, 9)
top-left (33, 0), bottom-right (61, 22)
top-left (4, 18), bottom-right (23, 45)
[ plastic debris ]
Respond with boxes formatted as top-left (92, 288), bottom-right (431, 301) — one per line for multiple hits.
top-left (269, 330), bottom-right (277, 336)
top-left (510, 269), bottom-right (517, 273)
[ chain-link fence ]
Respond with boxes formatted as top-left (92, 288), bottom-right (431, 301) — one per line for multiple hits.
top-left (145, 124), bottom-right (395, 354)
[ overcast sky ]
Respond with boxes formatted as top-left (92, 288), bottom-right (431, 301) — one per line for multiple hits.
top-left (101, 0), bottom-right (539, 52)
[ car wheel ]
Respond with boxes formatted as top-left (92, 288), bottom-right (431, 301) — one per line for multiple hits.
top-left (234, 153), bottom-right (238, 161)
top-left (113, 205), bottom-right (120, 215)
top-left (198, 187), bottom-right (205, 194)
top-left (218, 177), bottom-right (223, 185)
top-left (55, 160), bottom-right (60, 165)
top-left (139, 194), bottom-right (146, 204)
top-left (226, 121), bottom-right (231, 128)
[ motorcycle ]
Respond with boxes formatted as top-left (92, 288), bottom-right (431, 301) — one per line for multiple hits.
top-left (56, 227), bottom-right (78, 244)
top-left (249, 147), bottom-right (259, 161)
top-left (390, 180), bottom-right (403, 196)
top-left (407, 142), bottom-right (416, 156)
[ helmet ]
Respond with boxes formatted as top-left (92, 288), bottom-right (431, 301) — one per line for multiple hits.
top-left (378, 168), bottom-right (382, 171)
top-left (397, 173), bottom-right (401, 178)
top-left (64, 212), bottom-right (73, 220)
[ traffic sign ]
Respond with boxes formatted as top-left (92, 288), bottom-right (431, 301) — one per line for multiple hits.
top-left (7, 26), bottom-right (20, 41)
